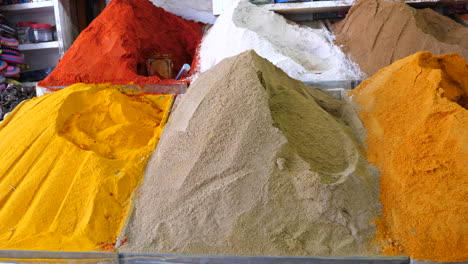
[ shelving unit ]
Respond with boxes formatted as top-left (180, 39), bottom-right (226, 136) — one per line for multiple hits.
top-left (18, 41), bottom-right (60, 51)
top-left (0, 1), bottom-right (54, 13)
top-left (263, 1), bottom-right (352, 14)
top-left (263, 0), bottom-right (441, 15)
top-left (0, 0), bottom-right (77, 72)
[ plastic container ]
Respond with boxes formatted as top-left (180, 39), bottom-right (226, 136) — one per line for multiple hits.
top-left (30, 23), bottom-right (53, 43)
top-left (16, 22), bottom-right (34, 44)
top-left (52, 25), bottom-right (58, 41)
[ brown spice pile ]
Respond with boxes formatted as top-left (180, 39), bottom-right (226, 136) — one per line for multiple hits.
top-left (334, 0), bottom-right (468, 76)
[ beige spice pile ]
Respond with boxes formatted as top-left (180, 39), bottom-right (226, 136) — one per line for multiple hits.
top-left (121, 51), bottom-right (381, 256)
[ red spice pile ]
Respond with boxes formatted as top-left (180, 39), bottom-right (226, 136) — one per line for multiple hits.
top-left (39, 0), bottom-right (203, 87)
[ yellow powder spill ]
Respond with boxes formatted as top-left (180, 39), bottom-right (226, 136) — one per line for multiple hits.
top-left (349, 52), bottom-right (467, 262)
top-left (0, 83), bottom-right (173, 251)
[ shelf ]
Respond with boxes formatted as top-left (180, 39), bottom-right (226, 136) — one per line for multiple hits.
top-left (0, 1), bottom-right (54, 14)
top-left (264, 1), bottom-right (352, 14)
top-left (22, 81), bottom-right (38, 87)
top-left (19, 41), bottom-right (59, 51)
top-left (264, 0), bottom-right (441, 14)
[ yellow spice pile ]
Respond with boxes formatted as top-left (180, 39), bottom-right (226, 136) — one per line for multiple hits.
top-left (0, 83), bottom-right (173, 251)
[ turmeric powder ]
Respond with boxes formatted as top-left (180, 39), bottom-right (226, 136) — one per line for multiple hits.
top-left (350, 52), bottom-right (468, 261)
top-left (0, 84), bottom-right (173, 251)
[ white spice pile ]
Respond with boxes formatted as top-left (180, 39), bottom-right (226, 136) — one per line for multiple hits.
top-left (198, 1), bottom-right (364, 82)
top-left (150, 0), bottom-right (216, 24)
top-left (121, 51), bottom-right (380, 256)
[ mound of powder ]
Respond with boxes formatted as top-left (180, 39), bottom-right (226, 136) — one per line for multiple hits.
top-left (198, 1), bottom-right (363, 82)
top-left (121, 50), bottom-right (380, 256)
top-left (334, 0), bottom-right (468, 76)
top-left (150, 0), bottom-right (216, 24)
top-left (349, 52), bottom-right (468, 262)
top-left (0, 84), bottom-right (173, 251)
top-left (39, 0), bottom-right (203, 87)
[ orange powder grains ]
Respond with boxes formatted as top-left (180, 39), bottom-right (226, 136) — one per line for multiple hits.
top-left (350, 52), bottom-right (467, 262)
top-left (39, 0), bottom-right (203, 87)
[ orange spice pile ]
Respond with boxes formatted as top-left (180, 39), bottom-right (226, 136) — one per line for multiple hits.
top-left (350, 52), bottom-right (468, 262)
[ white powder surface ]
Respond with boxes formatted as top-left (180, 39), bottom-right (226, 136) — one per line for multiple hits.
top-left (198, 0), bottom-right (364, 82)
top-left (106, 0), bottom-right (216, 24)
top-left (151, 0), bottom-right (216, 24)
top-left (121, 51), bottom-right (380, 256)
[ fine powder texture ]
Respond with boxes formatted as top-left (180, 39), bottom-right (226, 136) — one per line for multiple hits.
top-left (39, 0), bottom-right (203, 87)
top-left (349, 52), bottom-right (467, 262)
top-left (198, 1), bottom-right (363, 82)
top-left (334, 0), bottom-right (468, 76)
top-left (150, 0), bottom-right (216, 24)
top-left (122, 51), bottom-right (380, 256)
top-left (0, 84), bottom-right (173, 251)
